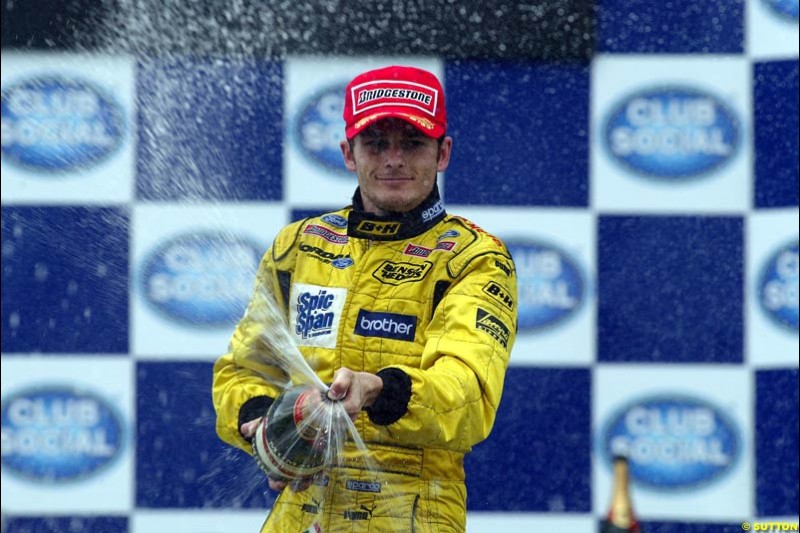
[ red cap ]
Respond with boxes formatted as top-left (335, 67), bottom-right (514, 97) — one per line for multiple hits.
top-left (343, 65), bottom-right (446, 140)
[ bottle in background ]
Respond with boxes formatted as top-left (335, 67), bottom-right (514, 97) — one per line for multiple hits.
top-left (601, 455), bottom-right (642, 533)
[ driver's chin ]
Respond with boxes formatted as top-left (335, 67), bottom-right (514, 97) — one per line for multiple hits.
top-left (374, 192), bottom-right (415, 213)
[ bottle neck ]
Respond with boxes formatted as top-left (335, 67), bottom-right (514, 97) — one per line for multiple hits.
top-left (608, 459), bottom-right (636, 529)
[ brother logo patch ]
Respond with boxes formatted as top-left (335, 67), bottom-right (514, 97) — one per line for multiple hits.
top-left (506, 240), bottom-right (585, 331)
top-left (758, 240), bottom-right (799, 332)
top-left (1, 387), bottom-right (124, 482)
top-left (604, 86), bottom-right (741, 180)
top-left (294, 83), bottom-right (349, 174)
top-left (1, 76), bottom-right (125, 172)
top-left (602, 395), bottom-right (741, 490)
top-left (355, 310), bottom-right (417, 342)
top-left (140, 232), bottom-right (262, 327)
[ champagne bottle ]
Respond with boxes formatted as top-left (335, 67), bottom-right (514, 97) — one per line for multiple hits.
top-left (252, 385), bottom-right (332, 482)
top-left (601, 456), bottom-right (642, 533)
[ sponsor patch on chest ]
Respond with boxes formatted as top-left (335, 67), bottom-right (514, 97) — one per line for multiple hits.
top-left (354, 310), bottom-right (417, 342)
top-left (290, 283), bottom-right (348, 348)
top-left (372, 260), bottom-right (432, 285)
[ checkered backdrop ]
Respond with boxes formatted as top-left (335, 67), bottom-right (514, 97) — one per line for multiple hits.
top-left (1, 1), bottom-right (798, 532)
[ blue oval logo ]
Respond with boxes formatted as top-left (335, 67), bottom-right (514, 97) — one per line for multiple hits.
top-left (1, 76), bottom-right (126, 173)
top-left (602, 395), bottom-right (741, 490)
top-left (506, 240), bottom-right (586, 331)
top-left (321, 214), bottom-right (348, 228)
top-left (1, 386), bottom-right (124, 482)
top-left (140, 232), bottom-right (264, 327)
top-left (758, 240), bottom-right (799, 332)
top-left (604, 86), bottom-right (741, 180)
top-left (294, 84), bottom-right (351, 175)
top-left (763, 0), bottom-right (799, 22)
top-left (331, 257), bottom-right (354, 269)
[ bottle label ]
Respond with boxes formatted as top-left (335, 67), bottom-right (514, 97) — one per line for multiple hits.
top-left (293, 389), bottom-right (325, 442)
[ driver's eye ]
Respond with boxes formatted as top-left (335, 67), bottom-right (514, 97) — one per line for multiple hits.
top-left (365, 139), bottom-right (388, 150)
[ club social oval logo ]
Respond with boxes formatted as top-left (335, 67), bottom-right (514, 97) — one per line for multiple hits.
top-left (762, 0), bottom-right (799, 22)
top-left (1, 76), bottom-right (126, 172)
top-left (140, 232), bottom-right (263, 327)
top-left (505, 240), bottom-right (586, 331)
top-left (602, 395), bottom-right (741, 490)
top-left (294, 83), bottom-right (350, 174)
top-left (604, 86), bottom-right (741, 180)
top-left (758, 240), bottom-right (799, 332)
top-left (1, 387), bottom-right (125, 482)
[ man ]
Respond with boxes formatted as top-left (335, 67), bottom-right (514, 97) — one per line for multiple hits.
top-left (213, 65), bottom-right (518, 532)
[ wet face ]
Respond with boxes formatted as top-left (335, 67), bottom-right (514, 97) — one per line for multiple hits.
top-left (340, 118), bottom-right (452, 215)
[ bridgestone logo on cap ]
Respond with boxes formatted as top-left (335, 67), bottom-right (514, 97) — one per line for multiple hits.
top-left (357, 89), bottom-right (431, 106)
top-left (351, 80), bottom-right (438, 117)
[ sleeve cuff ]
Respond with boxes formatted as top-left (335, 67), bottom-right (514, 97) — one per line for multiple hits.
top-left (238, 395), bottom-right (274, 442)
top-left (365, 367), bottom-right (412, 426)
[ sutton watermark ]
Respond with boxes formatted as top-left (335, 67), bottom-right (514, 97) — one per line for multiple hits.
top-left (741, 523), bottom-right (799, 531)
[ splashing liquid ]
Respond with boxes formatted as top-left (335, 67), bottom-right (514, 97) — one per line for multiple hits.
top-left (239, 283), bottom-right (395, 531)
top-left (70, 6), bottom-right (410, 526)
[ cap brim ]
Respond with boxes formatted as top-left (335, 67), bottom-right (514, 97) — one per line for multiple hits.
top-left (346, 110), bottom-right (445, 139)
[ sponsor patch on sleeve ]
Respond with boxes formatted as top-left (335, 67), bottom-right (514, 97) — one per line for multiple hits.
top-left (475, 308), bottom-right (510, 348)
top-left (482, 281), bottom-right (515, 310)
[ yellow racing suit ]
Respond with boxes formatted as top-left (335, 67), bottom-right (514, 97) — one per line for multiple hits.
top-left (213, 186), bottom-right (518, 532)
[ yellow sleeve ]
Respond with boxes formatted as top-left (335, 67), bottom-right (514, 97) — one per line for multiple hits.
top-left (372, 250), bottom-right (518, 453)
top-left (211, 247), bottom-right (291, 454)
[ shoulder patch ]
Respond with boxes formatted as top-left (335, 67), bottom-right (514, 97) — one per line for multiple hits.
top-left (446, 216), bottom-right (511, 278)
top-left (272, 219), bottom-right (307, 263)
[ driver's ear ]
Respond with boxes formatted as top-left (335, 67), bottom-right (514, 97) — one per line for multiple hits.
top-left (436, 136), bottom-right (452, 172)
top-left (340, 139), bottom-right (357, 171)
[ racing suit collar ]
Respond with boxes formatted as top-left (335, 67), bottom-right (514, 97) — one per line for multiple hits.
top-left (348, 184), bottom-right (447, 241)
